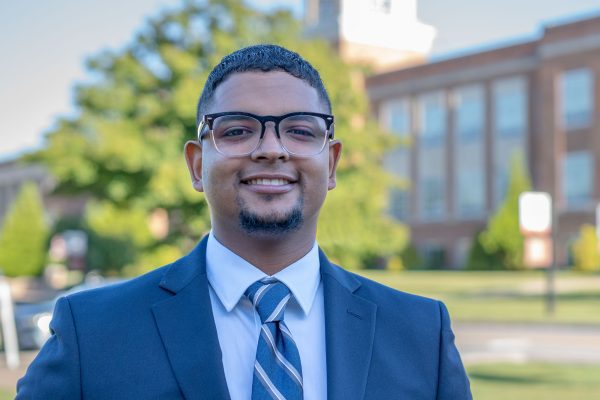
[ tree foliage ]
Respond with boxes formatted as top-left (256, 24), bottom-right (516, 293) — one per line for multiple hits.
top-left (571, 224), bottom-right (600, 272)
top-left (466, 231), bottom-right (504, 270)
top-left (0, 182), bottom-right (49, 276)
top-left (37, 0), bottom-right (407, 273)
top-left (478, 153), bottom-right (531, 270)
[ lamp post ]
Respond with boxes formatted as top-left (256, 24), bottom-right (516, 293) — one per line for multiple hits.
top-left (519, 191), bottom-right (556, 315)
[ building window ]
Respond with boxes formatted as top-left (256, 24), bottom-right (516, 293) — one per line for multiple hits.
top-left (559, 68), bottom-right (594, 130)
top-left (454, 85), bottom-right (484, 142)
top-left (493, 76), bottom-right (527, 206)
top-left (381, 98), bottom-right (412, 220)
top-left (453, 85), bottom-right (485, 217)
top-left (380, 98), bottom-right (410, 137)
top-left (494, 168), bottom-right (508, 207)
top-left (420, 242), bottom-right (446, 269)
top-left (417, 91), bottom-right (446, 220)
top-left (453, 237), bottom-right (472, 269)
top-left (456, 169), bottom-right (485, 217)
top-left (389, 188), bottom-right (409, 221)
top-left (384, 147), bottom-right (409, 178)
top-left (418, 91), bottom-right (446, 147)
top-left (420, 175), bottom-right (445, 220)
top-left (494, 77), bottom-right (527, 137)
top-left (562, 151), bottom-right (593, 208)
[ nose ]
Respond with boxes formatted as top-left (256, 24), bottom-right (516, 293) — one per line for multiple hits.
top-left (251, 122), bottom-right (289, 161)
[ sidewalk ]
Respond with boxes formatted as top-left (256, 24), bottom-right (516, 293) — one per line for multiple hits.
top-left (0, 351), bottom-right (36, 393)
top-left (455, 322), bottom-right (600, 365)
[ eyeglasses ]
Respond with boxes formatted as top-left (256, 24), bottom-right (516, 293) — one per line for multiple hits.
top-left (197, 111), bottom-right (335, 157)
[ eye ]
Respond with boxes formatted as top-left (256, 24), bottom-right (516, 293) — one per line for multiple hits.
top-left (222, 127), bottom-right (254, 138)
top-left (212, 115), bottom-right (261, 140)
top-left (285, 127), bottom-right (317, 138)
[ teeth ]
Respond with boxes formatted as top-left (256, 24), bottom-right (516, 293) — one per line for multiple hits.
top-left (247, 178), bottom-right (290, 186)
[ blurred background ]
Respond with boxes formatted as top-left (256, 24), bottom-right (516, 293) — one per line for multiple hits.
top-left (1, 0), bottom-right (600, 398)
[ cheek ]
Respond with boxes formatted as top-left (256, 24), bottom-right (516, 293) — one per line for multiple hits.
top-left (303, 161), bottom-right (331, 204)
top-left (202, 157), bottom-right (237, 201)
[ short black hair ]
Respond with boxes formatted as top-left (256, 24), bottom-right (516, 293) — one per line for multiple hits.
top-left (196, 44), bottom-right (331, 124)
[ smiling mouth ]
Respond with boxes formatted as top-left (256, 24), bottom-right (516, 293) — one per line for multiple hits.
top-left (243, 178), bottom-right (294, 186)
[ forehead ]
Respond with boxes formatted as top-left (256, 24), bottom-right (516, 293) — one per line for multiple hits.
top-left (209, 71), bottom-right (326, 115)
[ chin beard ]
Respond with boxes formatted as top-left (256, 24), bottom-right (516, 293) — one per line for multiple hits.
top-left (238, 204), bottom-right (303, 236)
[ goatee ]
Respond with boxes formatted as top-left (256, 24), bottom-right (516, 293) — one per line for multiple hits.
top-left (238, 207), bottom-right (303, 235)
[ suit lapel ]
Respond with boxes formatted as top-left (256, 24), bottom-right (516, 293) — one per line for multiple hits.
top-left (152, 237), bottom-right (231, 400)
top-left (320, 251), bottom-right (377, 400)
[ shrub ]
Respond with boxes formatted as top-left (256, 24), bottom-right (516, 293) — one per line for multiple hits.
top-left (571, 224), bottom-right (600, 272)
top-left (0, 182), bottom-right (49, 276)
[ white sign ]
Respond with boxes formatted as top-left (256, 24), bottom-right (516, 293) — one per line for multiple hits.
top-left (523, 236), bottom-right (552, 268)
top-left (519, 192), bottom-right (552, 234)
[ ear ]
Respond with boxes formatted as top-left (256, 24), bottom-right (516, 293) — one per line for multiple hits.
top-left (184, 140), bottom-right (204, 192)
top-left (327, 140), bottom-right (342, 190)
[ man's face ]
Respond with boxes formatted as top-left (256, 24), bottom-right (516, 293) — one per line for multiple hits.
top-left (185, 71), bottom-right (342, 239)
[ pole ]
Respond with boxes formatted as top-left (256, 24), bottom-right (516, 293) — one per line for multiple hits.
top-left (0, 275), bottom-right (20, 369)
top-left (547, 195), bottom-right (557, 316)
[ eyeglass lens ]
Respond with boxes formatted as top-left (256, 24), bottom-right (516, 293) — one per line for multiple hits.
top-left (210, 114), bottom-right (328, 156)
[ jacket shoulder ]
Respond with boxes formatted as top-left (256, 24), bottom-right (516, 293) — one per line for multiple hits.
top-left (65, 263), bottom-right (172, 312)
top-left (329, 263), bottom-right (440, 307)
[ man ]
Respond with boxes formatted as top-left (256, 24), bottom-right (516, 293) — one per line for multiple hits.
top-left (17, 45), bottom-right (471, 399)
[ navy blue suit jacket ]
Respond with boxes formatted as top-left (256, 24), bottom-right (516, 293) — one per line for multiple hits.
top-left (17, 237), bottom-right (471, 399)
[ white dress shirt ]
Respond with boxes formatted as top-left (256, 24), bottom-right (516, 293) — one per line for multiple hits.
top-left (205, 232), bottom-right (327, 400)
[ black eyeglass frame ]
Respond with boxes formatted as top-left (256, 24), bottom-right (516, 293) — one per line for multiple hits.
top-left (197, 111), bottom-right (335, 156)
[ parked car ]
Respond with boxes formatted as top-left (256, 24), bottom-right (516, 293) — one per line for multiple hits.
top-left (14, 278), bottom-right (125, 350)
top-left (13, 298), bottom-right (54, 350)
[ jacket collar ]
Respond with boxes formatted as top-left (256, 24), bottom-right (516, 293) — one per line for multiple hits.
top-left (158, 236), bottom-right (209, 294)
top-left (152, 236), bottom-right (231, 400)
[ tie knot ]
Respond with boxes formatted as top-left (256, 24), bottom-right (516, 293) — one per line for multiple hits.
top-left (245, 278), bottom-right (291, 323)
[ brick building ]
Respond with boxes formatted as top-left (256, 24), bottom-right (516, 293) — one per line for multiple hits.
top-left (366, 14), bottom-right (600, 268)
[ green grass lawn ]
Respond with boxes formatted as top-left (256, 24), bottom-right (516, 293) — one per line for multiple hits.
top-left (468, 363), bottom-right (600, 399)
top-left (358, 270), bottom-right (600, 324)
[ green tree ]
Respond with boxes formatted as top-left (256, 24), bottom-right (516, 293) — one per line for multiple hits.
top-left (479, 152), bottom-right (531, 270)
top-left (571, 224), bottom-right (600, 272)
top-left (0, 182), bottom-right (49, 276)
top-left (466, 231), bottom-right (503, 270)
top-left (37, 0), bottom-right (406, 273)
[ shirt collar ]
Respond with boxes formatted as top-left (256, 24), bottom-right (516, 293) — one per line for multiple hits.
top-left (205, 231), bottom-right (321, 316)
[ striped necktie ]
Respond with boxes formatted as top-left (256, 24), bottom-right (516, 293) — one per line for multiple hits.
top-left (245, 278), bottom-right (303, 400)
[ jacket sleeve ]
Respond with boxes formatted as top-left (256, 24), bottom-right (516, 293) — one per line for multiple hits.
top-left (436, 301), bottom-right (472, 400)
top-left (16, 296), bottom-right (82, 399)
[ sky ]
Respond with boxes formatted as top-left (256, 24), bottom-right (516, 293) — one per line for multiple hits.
top-left (1, 0), bottom-right (599, 160)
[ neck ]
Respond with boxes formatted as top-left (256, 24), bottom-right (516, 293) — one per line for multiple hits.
top-left (211, 224), bottom-right (317, 275)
